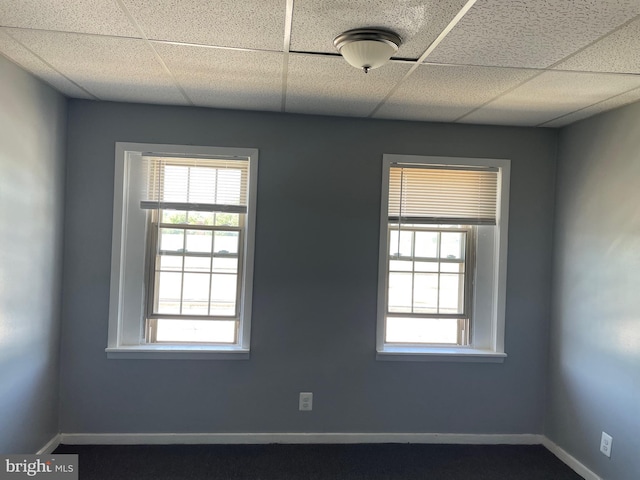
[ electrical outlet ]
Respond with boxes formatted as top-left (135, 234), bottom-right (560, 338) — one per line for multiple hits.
top-left (299, 392), bottom-right (313, 411)
top-left (600, 432), bottom-right (613, 458)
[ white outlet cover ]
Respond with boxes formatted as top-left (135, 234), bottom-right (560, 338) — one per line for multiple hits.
top-left (600, 431), bottom-right (613, 458)
top-left (299, 392), bottom-right (313, 411)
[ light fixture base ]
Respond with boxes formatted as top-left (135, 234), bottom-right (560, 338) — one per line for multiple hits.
top-left (333, 28), bottom-right (402, 73)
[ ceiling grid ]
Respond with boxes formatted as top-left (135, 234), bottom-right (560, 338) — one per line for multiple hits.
top-left (280, 0), bottom-right (295, 112)
top-left (0, 26), bottom-right (99, 99)
top-left (368, 0), bottom-right (479, 118)
top-left (452, 11), bottom-right (640, 125)
top-left (1, 0), bottom-right (639, 127)
top-left (113, 0), bottom-right (194, 106)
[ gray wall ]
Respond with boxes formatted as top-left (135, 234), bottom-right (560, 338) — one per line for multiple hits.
top-left (60, 100), bottom-right (557, 434)
top-left (547, 103), bottom-right (640, 479)
top-left (0, 56), bottom-right (67, 452)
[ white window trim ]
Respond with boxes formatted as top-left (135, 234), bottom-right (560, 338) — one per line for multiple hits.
top-left (376, 154), bottom-right (510, 362)
top-left (107, 142), bottom-right (258, 360)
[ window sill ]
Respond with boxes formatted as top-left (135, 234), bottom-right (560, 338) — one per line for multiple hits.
top-left (376, 346), bottom-right (506, 363)
top-left (105, 345), bottom-right (250, 360)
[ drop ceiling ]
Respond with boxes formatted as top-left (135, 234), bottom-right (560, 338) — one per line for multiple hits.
top-left (2, 0), bottom-right (640, 128)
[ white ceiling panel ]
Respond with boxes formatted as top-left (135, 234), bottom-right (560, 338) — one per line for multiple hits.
top-left (554, 17), bottom-right (640, 74)
top-left (0, 29), bottom-right (94, 99)
top-left (122, 0), bottom-right (286, 51)
top-left (290, 0), bottom-right (470, 59)
top-left (6, 29), bottom-right (187, 105)
top-left (428, 0), bottom-right (640, 69)
top-left (374, 63), bottom-right (539, 123)
top-left (541, 87), bottom-right (640, 128)
top-left (285, 54), bottom-right (411, 117)
top-left (461, 71), bottom-right (640, 127)
top-left (1, 0), bottom-right (640, 127)
top-left (0, 0), bottom-right (139, 38)
top-left (154, 43), bottom-right (282, 112)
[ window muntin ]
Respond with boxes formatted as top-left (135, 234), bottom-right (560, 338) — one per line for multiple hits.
top-left (145, 211), bottom-right (242, 344)
top-left (386, 224), bottom-right (473, 346)
top-left (143, 159), bottom-right (247, 345)
top-left (150, 212), bottom-right (242, 318)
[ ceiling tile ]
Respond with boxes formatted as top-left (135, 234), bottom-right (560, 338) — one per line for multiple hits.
top-left (121, 0), bottom-right (286, 51)
top-left (374, 63), bottom-right (539, 123)
top-left (285, 54), bottom-right (411, 117)
top-left (290, 0), bottom-right (470, 60)
top-left (554, 17), bottom-right (640, 74)
top-left (0, 0), bottom-right (139, 37)
top-left (6, 29), bottom-right (187, 105)
top-left (0, 29), bottom-right (94, 98)
top-left (461, 71), bottom-right (640, 127)
top-left (428, 0), bottom-right (640, 69)
top-left (541, 88), bottom-right (640, 128)
top-left (153, 43), bottom-right (282, 112)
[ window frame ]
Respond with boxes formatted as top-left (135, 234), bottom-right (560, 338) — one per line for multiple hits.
top-left (107, 143), bottom-right (258, 360)
top-left (376, 154), bottom-right (510, 362)
top-left (385, 224), bottom-right (474, 347)
top-left (145, 208), bottom-right (244, 345)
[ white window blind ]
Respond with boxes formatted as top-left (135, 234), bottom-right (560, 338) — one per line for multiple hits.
top-left (140, 155), bottom-right (249, 213)
top-left (388, 164), bottom-right (498, 225)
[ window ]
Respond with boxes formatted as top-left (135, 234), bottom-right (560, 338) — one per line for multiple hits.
top-left (107, 143), bottom-right (258, 359)
top-left (377, 155), bottom-right (510, 361)
top-left (386, 225), bottom-right (473, 345)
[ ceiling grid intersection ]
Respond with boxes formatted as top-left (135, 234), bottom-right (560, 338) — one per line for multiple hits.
top-left (114, 0), bottom-right (195, 106)
top-left (0, 26), bottom-right (100, 100)
top-left (2, 0), bottom-right (640, 127)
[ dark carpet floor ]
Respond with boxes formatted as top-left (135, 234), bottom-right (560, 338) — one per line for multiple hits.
top-left (53, 443), bottom-right (584, 480)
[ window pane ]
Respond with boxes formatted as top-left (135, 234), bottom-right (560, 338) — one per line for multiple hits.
top-left (389, 260), bottom-right (412, 272)
top-left (156, 271), bottom-right (181, 314)
top-left (182, 273), bottom-right (210, 315)
top-left (186, 211), bottom-right (214, 225)
top-left (440, 261), bottom-right (464, 273)
top-left (162, 210), bottom-right (186, 224)
top-left (214, 231), bottom-right (239, 255)
top-left (413, 273), bottom-right (438, 313)
top-left (414, 261), bottom-right (438, 272)
top-left (388, 272), bottom-right (412, 313)
top-left (185, 230), bottom-right (212, 254)
top-left (155, 319), bottom-right (236, 343)
top-left (160, 228), bottom-right (184, 252)
top-left (158, 255), bottom-right (182, 271)
top-left (210, 274), bottom-right (237, 315)
top-left (214, 213), bottom-right (239, 227)
top-left (439, 274), bottom-right (464, 313)
top-left (414, 231), bottom-right (438, 258)
top-left (212, 257), bottom-right (238, 274)
top-left (385, 317), bottom-right (460, 344)
top-left (440, 232), bottom-right (465, 260)
top-left (184, 256), bottom-right (211, 272)
top-left (389, 229), bottom-right (412, 257)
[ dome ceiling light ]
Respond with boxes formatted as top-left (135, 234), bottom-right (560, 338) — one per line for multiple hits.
top-left (333, 28), bottom-right (402, 73)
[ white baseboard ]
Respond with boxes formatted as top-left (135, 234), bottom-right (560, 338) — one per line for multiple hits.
top-left (60, 432), bottom-right (542, 446)
top-left (37, 434), bottom-right (61, 454)
top-left (542, 437), bottom-right (601, 480)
